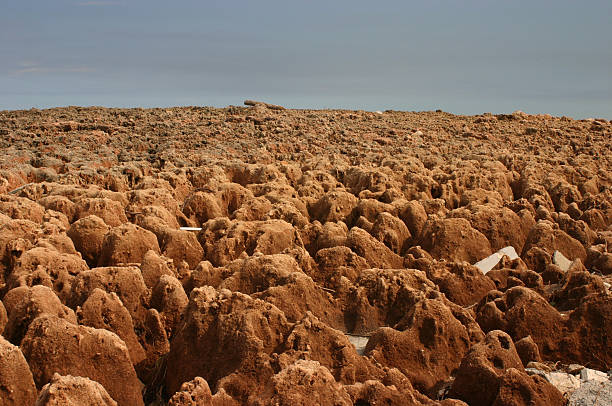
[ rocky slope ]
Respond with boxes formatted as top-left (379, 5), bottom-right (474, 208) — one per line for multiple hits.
top-left (0, 103), bottom-right (611, 405)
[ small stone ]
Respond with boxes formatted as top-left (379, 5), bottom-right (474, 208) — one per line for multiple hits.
top-left (473, 246), bottom-right (519, 274)
top-left (346, 334), bottom-right (369, 356)
top-left (580, 368), bottom-right (609, 383)
top-left (553, 250), bottom-right (572, 271)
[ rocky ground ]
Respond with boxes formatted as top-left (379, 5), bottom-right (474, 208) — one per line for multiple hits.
top-left (0, 102), bottom-right (611, 405)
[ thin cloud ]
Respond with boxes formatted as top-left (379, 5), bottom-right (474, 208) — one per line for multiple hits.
top-left (75, 1), bottom-right (121, 6)
top-left (11, 65), bottom-right (95, 75)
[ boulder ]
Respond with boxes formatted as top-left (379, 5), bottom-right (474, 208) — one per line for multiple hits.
top-left (98, 223), bottom-right (160, 266)
top-left (21, 316), bottom-right (144, 406)
top-left (35, 373), bottom-right (118, 406)
top-left (346, 227), bottom-right (404, 269)
top-left (0, 335), bottom-right (38, 406)
top-left (77, 288), bottom-right (147, 366)
top-left (3, 285), bottom-right (76, 345)
top-left (73, 197), bottom-right (127, 227)
top-left (419, 218), bottom-right (492, 263)
top-left (67, 215), bottom-right (110, 266)
top-left (448, 330), bottom-right (563, 406)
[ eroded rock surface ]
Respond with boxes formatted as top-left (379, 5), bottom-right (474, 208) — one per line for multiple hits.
top-left (1, 106), bottom-right (610, 405)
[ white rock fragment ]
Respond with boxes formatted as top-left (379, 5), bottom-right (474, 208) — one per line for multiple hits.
top-left (179, 227), bottom-right (202, 231)
top-left (473, 246), bottom-right (519, 274)
top-left (553, 250), bottom-right (572, 271)
top-left (544, 372), bottom-right (581, 395)
top-left (580, 368), bottom-right (609, 383)
top-left (346, 334), bottom-right (369, 356)
top-left (569, 380), bottom-right (612, 406)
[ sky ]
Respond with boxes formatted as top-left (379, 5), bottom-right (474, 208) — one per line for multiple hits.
top-left (1, 0), bottom-right (611, 118)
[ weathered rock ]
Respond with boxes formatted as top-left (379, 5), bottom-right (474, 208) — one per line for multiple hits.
top-left (522, 221), bottom-right (587, 262)
top-left (140, 249), bottom-right (175, 289)
top-left (425, 262), bottom-right (496, 306)
top-left (260, 360), bottom-right (352, 406)
top-left (0, 300), bottom-right (6, 333)
top-left (419, 218), bottom-right (492, 263)
top-left (35, 373), bottom-right (118, 406)
top-left (77, 288), bottom-right (147, 366)
top-left (98, 223), bottom-right (160, 266)
top-left (159, 228), bottom-right (203, 269)
top-left (557, 267), bottom-right (607, 308)
top-left (448, 330), bottom-right (563, 406)
top-left (165, 288), bottom-right (291, 401)
top-left (313, 245), bottom-right (369, 288)
top-left (310, 190), bottom-right (359, 223)
top-left (398, 200), bottom-right (428, 239)
top-left (346, 227), bottom-right (404, 269)
top-left (475, 287), bottom-right (565, 360)
top-left (67, 215), bottom-right (110, 266)
top-left (150, 274), bottom-right (188, 337)
top-left (450, 206), bottom-right (527, 252)
top-left (3, 285), bottom-right (76, 345)
top-left (0, 195), bottom-right (46, 223)
top-left (514, 335), bottom-right (542, 365)
top-left (6, 246), bottom-right (88, 302)
top-left (365, 297), bottom-right (475, 392)
top-left (74, 197), bottom-right (127, 227)
top-left (0, 335), bottom-right (38, 406)
top-left (197, 219), bottom-right (303, 267)
top-left (370, 212), bottom-right (411, 254)
top-left (21, 315), bottom-right (144, 406)
top-left (563, 294), bottom-right (612, 371)
top-left (38, 195), bottom-right (77, 221)
top-left (69, 266), bottom-right (150, 326)
top-left (168, 376), bottom-right (238, 406)
top-left (344, 268), bottom-right (437, 333)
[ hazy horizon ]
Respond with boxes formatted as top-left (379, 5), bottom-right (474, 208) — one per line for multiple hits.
top-left (2, 1), bottom-right (611, 118)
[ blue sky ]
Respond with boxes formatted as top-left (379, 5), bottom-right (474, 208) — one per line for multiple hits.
top-left (1, 0), bottom-right (611, 117)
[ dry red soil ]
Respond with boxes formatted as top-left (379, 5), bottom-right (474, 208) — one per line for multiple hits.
top-left (0, 103), bottom-right (611, 405)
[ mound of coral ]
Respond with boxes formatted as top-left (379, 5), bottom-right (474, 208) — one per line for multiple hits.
top-left (0, 104), bottom-right (611, 405)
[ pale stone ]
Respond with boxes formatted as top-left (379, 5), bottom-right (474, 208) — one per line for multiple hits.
top-left (580, 368), bottom-right (609, 383)
top-left (544, 371), bottom-right (581, 395)
top-left (346, 334), bottom-right (369, 356)
top-left (474, 246), bottom-right (519, 274)
top-left (553, 250), bottom-right (572, 271)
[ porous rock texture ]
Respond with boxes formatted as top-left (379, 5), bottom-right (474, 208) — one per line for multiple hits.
top-left (0, 105), bottom-right (611, 404)
top-left (0, 335), bottom-right (38, 406)
top-left (35, 373), bottom-right (118, 406)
